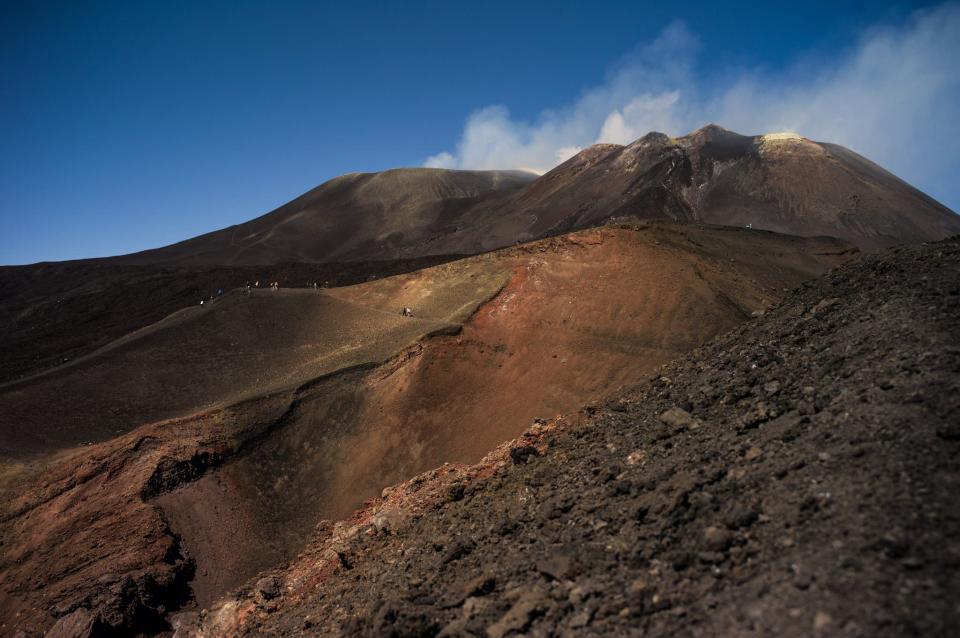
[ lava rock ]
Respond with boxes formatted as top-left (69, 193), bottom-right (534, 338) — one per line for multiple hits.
top-left (464, 574), bottom-right (497, 597)
top-left (255, 576), bottom-right (282, 601)
top-left (510, 445), bottom-right (540, 465)
top-left (372, 507), bottom-right (405, 534)
top-left (703, 526), bottom-right (734, 552)
top-left (44, 608), bottom-right (96, 638)
top-left (447, 483), bottom-right (466, 502)
top-left (724, 503), bottom-right (761, 529)
top-left (486, 589), bottom-right (548, 638)
top-left (936, 422), bottom-right (960, 441)
top-left (441, 538), bottom-right (475, 564)
top-left (536, 552), bottom-right (573, 581)
top-left (659, 407), bottom-right (700, 431)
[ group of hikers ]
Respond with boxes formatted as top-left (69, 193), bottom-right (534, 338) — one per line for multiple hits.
top-left (199, 288), bottom-right (224, 306)
top-left (199, 280), bottom-right (415, 318)
top-left (202, 280), bottom-right (278, 304)
top-left (201, 279), bottom-right (337, 305)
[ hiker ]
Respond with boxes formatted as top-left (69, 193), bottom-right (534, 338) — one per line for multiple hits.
top-left (217, 288), bottom-right (223, 296)
top-left (200, 299), bottom-right (204, 306)
top-left (255, 280), bottom-right (260, 288)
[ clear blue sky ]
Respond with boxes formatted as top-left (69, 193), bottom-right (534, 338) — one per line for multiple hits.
top-left (0, 1), bottom-right (950, 264)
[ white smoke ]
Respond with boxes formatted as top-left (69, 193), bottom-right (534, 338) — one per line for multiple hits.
top-left (424, 21), bottom-right (699, 171)
top-left (425, 4), bottom-right (960, 209)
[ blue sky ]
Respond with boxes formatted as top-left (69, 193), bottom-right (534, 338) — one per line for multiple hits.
top-left (1, 1), bottom-right (956, 264)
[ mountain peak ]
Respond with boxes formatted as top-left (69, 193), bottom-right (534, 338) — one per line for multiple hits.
top-left (694, 122), bottom-right (730, 135)
top-left (98, 123), bottom-right (959, 269)
top-left (684, 123), bottom-right (754, 145)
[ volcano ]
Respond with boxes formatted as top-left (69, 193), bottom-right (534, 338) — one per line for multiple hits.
top-left (0, 125), bottom-right (957, 637)
top-left (104, 125), bottom-right (960, 267)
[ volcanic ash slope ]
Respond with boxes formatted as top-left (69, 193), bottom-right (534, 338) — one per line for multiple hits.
top-left (194, 238), bottom-right (960, 637)
top-left (0, 223), bottom-right (852, 636)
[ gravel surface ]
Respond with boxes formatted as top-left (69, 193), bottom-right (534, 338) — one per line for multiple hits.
top-left (224, 239), bottom-right (960, 637)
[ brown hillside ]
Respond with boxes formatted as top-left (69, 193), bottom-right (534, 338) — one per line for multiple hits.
top-left (0, 223), bottom-right (853, 635)
top-left (193, 238), bottom-right (960, 638)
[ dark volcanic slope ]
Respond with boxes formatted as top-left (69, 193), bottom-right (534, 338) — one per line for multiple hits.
top-left (195, 239), bottom-right (960, 637)
top-left (109, 169), bottom-right (535, 266)
top-left (438, 126), bottom-right (960, 254)
top-left (105, 126), bottom-right (958, 268)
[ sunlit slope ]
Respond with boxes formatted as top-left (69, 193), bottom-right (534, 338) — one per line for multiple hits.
top-left (316, 223), bottom-right (856, 505)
